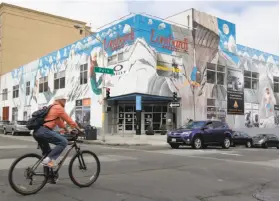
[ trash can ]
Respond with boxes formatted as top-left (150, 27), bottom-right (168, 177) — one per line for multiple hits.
top-left (85, 125), bottom-right (97, 140)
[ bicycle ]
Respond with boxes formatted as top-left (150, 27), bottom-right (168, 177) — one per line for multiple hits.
top-left (8, 129), bottom-right (100, 195)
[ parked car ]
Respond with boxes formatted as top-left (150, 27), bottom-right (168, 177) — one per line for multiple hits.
top-left (231, 131), bottom-right (253, 148)
top-left (252, 134), bottom-right (279, 149)
top-left (3, 121), bottom-right (31, 136)
top-left (0, 120), bottom-right (10, 133)
top-left (167, 120), bottom-right (233, 149)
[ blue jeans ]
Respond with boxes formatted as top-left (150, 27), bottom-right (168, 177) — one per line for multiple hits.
top-left (33, 127), bottom-right (68, 160)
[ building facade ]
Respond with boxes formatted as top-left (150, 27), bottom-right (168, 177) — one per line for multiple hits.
top-left (0, 3), bottom-right (91, 75)
top-left (0, 10), bottom-right (278, 134)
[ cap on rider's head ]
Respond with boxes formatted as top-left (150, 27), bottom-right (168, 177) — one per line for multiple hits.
top-left (54, 94), bottom-right (68, 101)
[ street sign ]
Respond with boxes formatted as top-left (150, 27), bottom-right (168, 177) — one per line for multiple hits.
top-left (94, 67), bottom-right (114, 75)
top-left (169, 102), bottom-right (180, 108)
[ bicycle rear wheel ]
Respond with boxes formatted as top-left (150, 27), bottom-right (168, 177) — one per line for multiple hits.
top-left (68, 150), bottom-right (100, 187)
top-left (8, 153), bottom-right (48, 195)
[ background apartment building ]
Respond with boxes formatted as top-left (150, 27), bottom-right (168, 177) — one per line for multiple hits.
top-left (0, 2), bottom-right (92, 75)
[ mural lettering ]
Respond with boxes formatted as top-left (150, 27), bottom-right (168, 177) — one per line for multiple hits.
top-left (104, 30), bottom-right (135, 51)
top-left (150, 29), bottom-right (188, 53)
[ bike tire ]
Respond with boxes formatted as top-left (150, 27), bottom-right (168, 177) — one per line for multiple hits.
top-left (68, 150), bottom-right (100, 187)
top-left (8, 153), bottom-right (48, 195)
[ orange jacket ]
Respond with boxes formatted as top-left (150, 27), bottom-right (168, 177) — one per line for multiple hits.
top-left (44, 102), bottom-right (77, 129)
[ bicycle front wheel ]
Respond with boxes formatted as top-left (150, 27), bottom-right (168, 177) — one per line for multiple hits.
top-left (8, 153), bottom-right (48, 195)
top-left (68, 150), bottom-right (100, 187)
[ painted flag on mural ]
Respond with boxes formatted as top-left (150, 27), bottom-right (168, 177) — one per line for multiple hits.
top-left (190, 49), bottom-right (200, 87)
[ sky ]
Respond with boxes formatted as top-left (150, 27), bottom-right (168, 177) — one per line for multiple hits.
top-left (2, 0), bottom-right (279, 55)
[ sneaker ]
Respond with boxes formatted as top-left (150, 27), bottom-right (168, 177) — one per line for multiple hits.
top-left (41, 157), bottom-right (56, 168)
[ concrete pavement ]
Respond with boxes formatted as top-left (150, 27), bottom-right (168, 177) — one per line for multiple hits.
top-left (0, 134), bottom-right (278, 201)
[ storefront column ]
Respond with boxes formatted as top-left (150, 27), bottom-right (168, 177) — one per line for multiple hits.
top-left (135, 96), bottom-right (142, 135)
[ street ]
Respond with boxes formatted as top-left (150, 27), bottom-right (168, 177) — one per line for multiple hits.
top-left (0, 135), bottom-right (278, 201)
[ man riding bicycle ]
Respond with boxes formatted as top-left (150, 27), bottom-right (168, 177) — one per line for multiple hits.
top-left (33, 95), bottom-right (80, 168)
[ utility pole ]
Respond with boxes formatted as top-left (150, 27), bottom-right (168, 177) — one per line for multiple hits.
top-left (100, 42), bottom-right (106, 142)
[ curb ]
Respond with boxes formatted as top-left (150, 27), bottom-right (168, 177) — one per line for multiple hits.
top-left (82, 140), bottom-right (150, 146)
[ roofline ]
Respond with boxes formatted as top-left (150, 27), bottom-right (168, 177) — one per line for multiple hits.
top-left (165, 8), bottom-right (194, 19)
top-left (0, 2), bottom-right (87, 25)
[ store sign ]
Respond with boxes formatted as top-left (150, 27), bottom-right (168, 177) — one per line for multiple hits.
top-left (274, 105), bottom-right (279, 111)
top-left (227, 68), bottom-right (244, 115)
top-left (245, 103), bottom-right (252, 109)
top-left (252, 104), bottom-right (259, 110)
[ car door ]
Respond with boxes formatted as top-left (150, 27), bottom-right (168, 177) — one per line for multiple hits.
top-left (202, 122), bottom-right (215, 144)
top-left (212, 121), bottom-right (225, 144)
top-left (268, 136), bottom-right (278, 147)
top-left (232, 132), bottom-right (241, 145)
top-left (239, 132), bottom-right (249, 145)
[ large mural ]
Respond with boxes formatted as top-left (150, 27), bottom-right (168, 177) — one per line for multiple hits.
top-left (0, 12), bottom-right (278, 129)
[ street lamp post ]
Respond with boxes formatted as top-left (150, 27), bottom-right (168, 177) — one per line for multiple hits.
top-left (74, 25), bottom-right (106, 142)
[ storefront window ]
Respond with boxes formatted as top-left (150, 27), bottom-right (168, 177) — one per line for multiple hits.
top-left (75, 99), bottom-right (91, 127)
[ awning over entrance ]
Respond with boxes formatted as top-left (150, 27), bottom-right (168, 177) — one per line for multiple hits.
top-left (108, 93), bottom-right (174, 101)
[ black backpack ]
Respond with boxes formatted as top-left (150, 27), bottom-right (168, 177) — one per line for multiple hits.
top-left (26, 104), bottom-right (58, 130)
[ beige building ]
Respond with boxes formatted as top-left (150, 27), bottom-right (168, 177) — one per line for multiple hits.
top-left (0, 2), bottom-right (92, 75)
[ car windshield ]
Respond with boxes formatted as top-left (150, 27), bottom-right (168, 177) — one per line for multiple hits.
top-left (17, 121), bottom-right (27, 125)
top-left (179, 121), bottom-right (206, 129)
top-left (254, 134), bottom-right (268, 138)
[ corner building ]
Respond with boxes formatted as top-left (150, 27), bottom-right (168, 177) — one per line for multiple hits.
top-left (0, 9), bottom-right (278, 135)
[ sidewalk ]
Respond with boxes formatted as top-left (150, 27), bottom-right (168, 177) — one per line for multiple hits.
top-left (0, 133), bottom-right (169, 146)
top-left (83, 134), bottom-right (168, 146)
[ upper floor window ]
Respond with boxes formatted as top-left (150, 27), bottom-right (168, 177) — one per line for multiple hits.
top-left (26, 81), bottom-right (30, 96)
top-left (244, 71), bottom-right (259, 90)
top-left (80, 64), bottom-right (88, 85)
top-left (39, 76), bottom-right (48, 93)
top-left (13, 85), bottom-right (19, 98)
top-left (206, 63), bottom-right (225, 85)
top-left (2, 88), bottom-right (7, 101)
top-left (54, 71), bottom-right (65, 90)
top-left (273, 76), bottom-right (279, 93)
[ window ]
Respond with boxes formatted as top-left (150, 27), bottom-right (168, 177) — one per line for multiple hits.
top-left (206, 99), bottom-right (226, 122)
top-left (26, 81), bottom-right (30, 96)
top-left (206, 63), bottom-right (225, 85)
top-left (12, 107), bottom-right (18, 121)
top-left (273, 76), bottom-right (279, 93)
top-left (2, 88), bottom-right (7, 100)
top-left (12, 85), bottom-right (19, 98)
top-left (244, 71), bottom-right (259, 90)
top-left (213, 121), bottom-right (225, 128)
top-left (54, 71), bottom-right (65, 89)
top-left (80, 64), bottom-right (88, 85)
top-left (39, 76), bottom-right (48, 93)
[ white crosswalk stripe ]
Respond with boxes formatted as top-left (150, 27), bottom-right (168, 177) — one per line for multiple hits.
top-left (0, 155), bottom-right (137, 171)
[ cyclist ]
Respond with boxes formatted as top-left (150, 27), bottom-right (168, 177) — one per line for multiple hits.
top-left (33, 95), bottom-right (80, 168)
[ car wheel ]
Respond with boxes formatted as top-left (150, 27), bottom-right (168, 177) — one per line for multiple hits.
top-left (192, 137), bottom-right (203, 149)
top-left (3, 129), bottom-right (7, 135)
top-left (277, 146), bottom-right (279, 149)
top-left (222, 137), bottom-right (231, 149)
top-left (262, 142), bottom-right (268, 149)
top-left (170, 144), bottom-right (179, 149)
top-left (11, 130), bottom-right (17, 136)
top-left (246, 141), bottom-right (252, 148)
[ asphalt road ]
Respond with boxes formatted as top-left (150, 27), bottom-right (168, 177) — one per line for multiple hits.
top-left (0, 134), bottom-right (278, 201)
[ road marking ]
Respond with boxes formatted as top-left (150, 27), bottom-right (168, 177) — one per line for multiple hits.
top-left (217, 152), bottom-right (241, 156)
top-left (0, 155), bottom-right (137, 171)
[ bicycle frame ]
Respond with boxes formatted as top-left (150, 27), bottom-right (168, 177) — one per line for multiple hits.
top-left (31, 141), bottom-right (85, 177)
